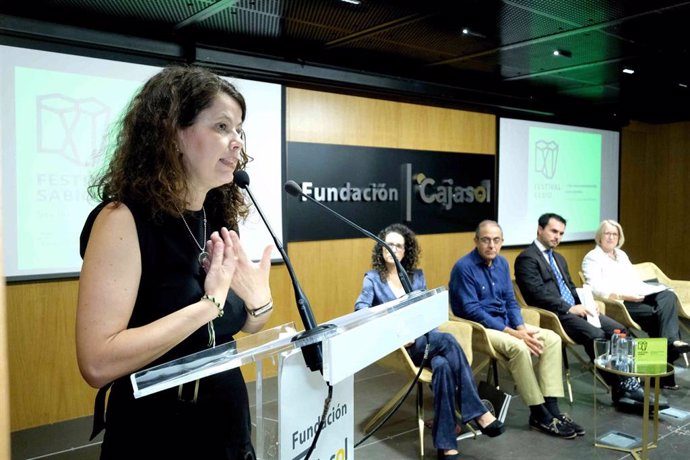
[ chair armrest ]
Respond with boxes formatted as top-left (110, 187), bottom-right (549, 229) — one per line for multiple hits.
top-left (596, 297), bottom-right (642, 331)
top-left (595, 300), bottom-right (606, 316)
top-left (448, 313), bottom-right (499, 359)
top-left (662, 281), bottom-right (690, 319)
top-left (521, 305), bottom-right (575, 345)
top-left (437, 320), bottom-right (473, 364)
top-left (634, 262), bottom-right (690, 319)
top-left (668, 279), bottom-right (690, 292)
top-left (520, 308), bottom-right (541, 327)
top-left (376, 347), bottom-right (416, 375)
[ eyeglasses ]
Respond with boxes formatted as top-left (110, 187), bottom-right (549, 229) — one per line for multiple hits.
top-left (386, 242), bottom-right (405, 251)
top-left (478, 237), bottom-right (503, 246)
top-left (603, 232), bottom-right (619, 238)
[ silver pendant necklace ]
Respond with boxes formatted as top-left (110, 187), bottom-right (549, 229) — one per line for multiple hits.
top-left (180, 206), bottom-right (209, 267)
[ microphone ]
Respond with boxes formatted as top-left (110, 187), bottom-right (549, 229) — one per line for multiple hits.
top-left (284, 180), bottom-right (413, 294)
top-left (234, 170), bottom-right (316, 330)
top-left (234, 170), bottom-right (334, 372)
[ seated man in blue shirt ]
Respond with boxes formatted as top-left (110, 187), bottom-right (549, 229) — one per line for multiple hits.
top-left (449, 220), bottom-right (583, 439)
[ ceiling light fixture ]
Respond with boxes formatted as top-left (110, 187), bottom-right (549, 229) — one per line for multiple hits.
top-left (622, 68), bottom-right (635, 74)
top-left (553, 49), bottom-right (572, 58)
top-left (679, 83), bottom-right (688, 88)
top-left (461, 27), bottom-right (486, 38)
top-left (340, 0), bottom-right (361, 5)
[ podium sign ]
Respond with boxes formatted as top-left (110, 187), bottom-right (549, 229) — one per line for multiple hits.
top-left (634, 338), bottom-right (668, 374)
top-left (279, 349), bottom-right (353, 460)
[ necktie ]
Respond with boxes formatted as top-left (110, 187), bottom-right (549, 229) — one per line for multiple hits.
top-left (547, 249), bottom-right (575, 305)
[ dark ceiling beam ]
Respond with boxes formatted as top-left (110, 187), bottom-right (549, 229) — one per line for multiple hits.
top-left (193, 46), bottom-right (555, 117)
top-left (1, 13), bottom-right (548, 117)
top-left (324, 12), bottom-right (436, 48)
top-left (504, 55), bottom-right (634, 81)
top-left (174, 0), bottom-right (239, 31)
top-left (0, 15), bottom-right (183, 59)
top-left (426, 1), bottom-right (690, 67)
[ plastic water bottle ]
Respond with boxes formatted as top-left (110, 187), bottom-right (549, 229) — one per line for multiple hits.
top-left (610, 328), bottom-right (622, 365)
top-left (617, 333), bottom-right (631, 372)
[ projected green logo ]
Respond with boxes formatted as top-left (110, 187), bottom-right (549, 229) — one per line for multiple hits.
top-left (15, 66), bottom-right (141, 272)
top-left (528, 127), bottom-right (602, 233)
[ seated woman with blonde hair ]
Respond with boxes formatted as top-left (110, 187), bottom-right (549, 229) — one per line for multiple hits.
top-left (582, 219), bottom-right (690, 389)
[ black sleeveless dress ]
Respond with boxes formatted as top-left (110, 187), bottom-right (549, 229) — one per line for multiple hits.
top-left (80, 201), bottom-right (255, 460)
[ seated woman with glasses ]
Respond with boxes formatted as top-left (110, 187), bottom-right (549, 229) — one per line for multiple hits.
top-left (582, 219), bottom-right (690, 389)
top-left (355, 223), bottom-right (504, 460)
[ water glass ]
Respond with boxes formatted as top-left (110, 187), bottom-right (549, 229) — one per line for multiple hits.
top-left (593, 338), bottom-right (610, 366)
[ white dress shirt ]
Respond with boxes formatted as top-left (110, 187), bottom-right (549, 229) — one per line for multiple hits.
top-left (581, 245), bottom-right (653, 299)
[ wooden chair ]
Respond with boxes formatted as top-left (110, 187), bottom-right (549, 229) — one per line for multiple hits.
top-left (578, 270), bottom-right (643, 334)
top-left (362, 320), bottom-right (475, 459)
top-left (512, 279), bottom-right (609, 403)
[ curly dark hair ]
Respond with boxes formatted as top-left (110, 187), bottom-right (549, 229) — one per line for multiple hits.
top-left (89, 64), bottom-right (250, 224)
top-left (371, 223), bottom-right (420, 281)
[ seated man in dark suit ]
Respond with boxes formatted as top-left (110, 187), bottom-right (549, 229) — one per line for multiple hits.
top-left (514, 212), bottom-right (667, 411)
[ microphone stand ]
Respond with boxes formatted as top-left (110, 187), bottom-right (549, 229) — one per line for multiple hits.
top-left (239, 181), bottom-right (335, 373)
top-left (285, 180), bottom-right (432, 446)
top-left (284, 181), bottom-right (414, 294)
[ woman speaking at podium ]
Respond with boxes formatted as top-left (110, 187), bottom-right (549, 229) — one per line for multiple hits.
top-left (76, 65), bottom-right (273, 459)
top-left (355, 223), bottom-right (504, 459)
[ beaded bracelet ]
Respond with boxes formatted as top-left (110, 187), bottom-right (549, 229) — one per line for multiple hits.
top-left (201, 294), bottom-right (224, 317)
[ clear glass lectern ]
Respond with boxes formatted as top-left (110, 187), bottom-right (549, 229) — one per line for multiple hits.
top-left (131, 287), bottom-right (448, 459)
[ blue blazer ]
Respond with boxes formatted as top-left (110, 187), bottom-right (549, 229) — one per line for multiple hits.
top-left (354, 269), bottom-right (426, 310)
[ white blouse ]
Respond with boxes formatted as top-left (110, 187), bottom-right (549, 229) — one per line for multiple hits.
top-left (581, 245), bottom-right (650, 299)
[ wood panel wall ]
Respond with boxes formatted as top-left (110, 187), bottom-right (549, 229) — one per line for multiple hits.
top-left (620, 121), bottom-right (690, 279)
top-left (5, 87), bottom-right (610, 432)
top-left (1, 163), bottom-right (11, 458)
top-left (5, 263), bottom-right (297, 430)
top-left (285, 88), bottom-right (496, 320)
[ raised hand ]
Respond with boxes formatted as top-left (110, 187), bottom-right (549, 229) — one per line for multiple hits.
top-left (203, 227), bottom-right (238, 305)
top-left (225, 230), bottom-right (273, 309)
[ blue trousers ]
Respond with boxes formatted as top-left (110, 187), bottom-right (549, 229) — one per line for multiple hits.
top-left (408, 330), bottom-right (486, 450)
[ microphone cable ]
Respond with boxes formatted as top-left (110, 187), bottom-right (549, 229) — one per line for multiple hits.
top-left (353, 338), bottom-right (430, 448)
top-left (234, 170), bottom-right (336, 458)
top-left (304, 382), bottom-right (334, 460)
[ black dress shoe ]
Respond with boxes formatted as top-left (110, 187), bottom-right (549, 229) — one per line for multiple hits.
top-left (556, 413), bottom-right (585, 436)
top-left (673, 341), bottom-right (690, 354)
top-left (613, 386), bottom-right (670, 411)
top-left (437, 449), bottom-right (460, 460)
top-left (660, 374), bottom-right (679, 390)
top-left (528, 417), bottom-right (577, 439)
top-left (476, 419), bottom-right (505, 437)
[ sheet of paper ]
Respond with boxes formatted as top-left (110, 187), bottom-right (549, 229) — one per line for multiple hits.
top-left (634, 282), bottom-right (667, 297)
top-left (576, 284), bottom-right (601, 328)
